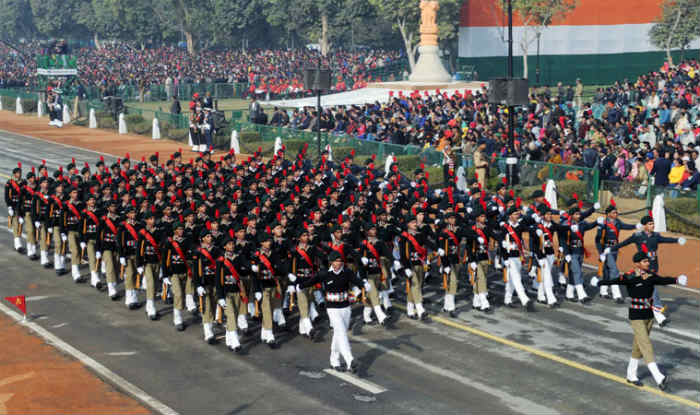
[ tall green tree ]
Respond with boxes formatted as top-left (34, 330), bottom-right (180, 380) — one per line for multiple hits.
top-left (649, 0), bottom-right (700, 65)
top-left (0, 0), bottom-right (35, 41)
top-left (29, 0), bottom-right (87, 38)
top-left (512, 0), bottom-right (577, 79)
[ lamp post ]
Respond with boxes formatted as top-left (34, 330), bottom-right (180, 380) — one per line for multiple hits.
top-left (506, 0), bottom-right (518, 186)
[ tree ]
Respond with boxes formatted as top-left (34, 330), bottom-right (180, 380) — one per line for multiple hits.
top-left (649, 0), bottom-right (700, 66)
top-left (0, 0), bottom-right (35, 42)
top-left (512, 0), bottom-right (577, 79)
top-left (151, 0), bottom-right (213, 55)
top-left (29, 0), bottom-right (87, 38)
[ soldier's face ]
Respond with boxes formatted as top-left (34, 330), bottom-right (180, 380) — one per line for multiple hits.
top-left (331, 258), bottom-right (343, 272)
top-left (645, 222), bottom-right (654, 232)
top-left (608, 211), bottom-right (618, 220)
top-left (638, 258), bottom-right (650, 271)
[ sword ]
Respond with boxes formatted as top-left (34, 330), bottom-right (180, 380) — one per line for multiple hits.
top-left (198, 293), bottom-right (203, 314)
top-left (254, 298), bottom-right (260, 318)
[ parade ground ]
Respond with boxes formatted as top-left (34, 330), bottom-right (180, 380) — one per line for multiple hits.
top-left (0, 111), bottom-right (698, 414)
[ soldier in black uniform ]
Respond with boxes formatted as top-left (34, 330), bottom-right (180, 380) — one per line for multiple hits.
top-left (118, 207), bottom-right (141, 309)
top-left (252, 233), bottom-right (284, 348)
top-left (32, 178), bottom-right (53, 267)
top-left (136, 213), bottom-right (162, 320)
top-left (194, 229), bottom-right (219, 344)
top-left (161, 222), bottom-right (193, 331)
top-left (298, 251), bottom-right (370, 373)
top-left (5, 164), bottom-right (24, 253)
top-left (593, 252), bottom-right (687, 390)
top-left (20, 171), bottom-right (38, 260)
top-left (437, 212), bottom-right (464, 316)
top-left (98, 201), bottom-right (122, 299)
top-left (215, 237), bottom-right (249, 352)
top-left (287, 228), bottom-right (322, 338)
top-left (465, 208), bottom-right (495, 312)
top-left (48, 181), bottom-right (68, 275)
top-left (595, 202), bottom-right (636, 302)
top-left (80, 193), bottom-right (103, 290)
top-left (397, 215), bottom-right (430, 320)
top-left (64, 186), bottom-right (85, 283)
top-left (357, 220), bottom-right (390, 325)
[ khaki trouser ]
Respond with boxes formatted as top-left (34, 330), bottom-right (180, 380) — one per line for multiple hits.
top-left (170, 273), bottom-right (187, 311)
top-left (261, 286), bottom-right (275, 330)
top-left (473, 260), bottom-right (489, 294)
top-left (52, 226), bottom-right (64, 257)
top-left (406, 265), bottom-right (425, 304)
top-left (239, 278), bottom-right (251, 316)
top-left (444, 265), bottom-right (459, 295)
top-left (296, 285), bottom-right (314, 319)
top-left (86, 240), bottom-right (98, 272)
top-left (24, 212), bottom-right (36, 245)
top-left (38, 225), bottom-right (49, 252)
top-left (68, 230), bottom-right (81, 265)
top-left (224, 292), bottom-right (243, 332)
top-left (123, 256), bottom-right (137, 290)
top-left (366, 273), bottom-right (382, 306)
top-left (103, 250), bottom-right (118, 283)
top-left (631, 319), bottom-right (655, 364)
top-left (200, 286), bottom-right (215, 323)
top-left (143, 263), bottom-right (159, 301)
top-left (11, 213), bottom-right (20, 238)
top-left (380, 259), bottom-right (391, 291)
top-left (185, 261), bottom-right (195, 296)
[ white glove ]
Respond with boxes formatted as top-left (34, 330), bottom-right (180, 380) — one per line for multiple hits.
top-left (635, 223), bottom-right (643, 231)
top-left (255, 292), bottom-right (262, 301)
top-left (196, 286), bottom-right (206, 296)
top-left (532, 213), bottom-right (540, 223)
top-left (363, 279), bottom-right (371, 292)
top-left (443, 266), bottom-right (451, 274)
top-left (599, 254), bottom-right (606, 262)
top-left (352, 286), bottom-right (362, 298)
top-left (498, 206), bottom-right (504, 213)
top-left (163, 277), bottom-right (171, 285)
top-left (677, 274), bottom-right (687, 286)
top-left (558, 275), bottom-right (567, 284)
top-left (594, 202), bottom-right (601, 210)
top-left (251, 264), bottom-right (259, 273)
top-left (435, 219), bottom-right (440, 225)
top-left (361, 257), bottom-right (369, 265)
top-left (218, 299), bottom-right (227, 308)
top-left (7, 207), bottom-right (14, 217)
top-left (678, 237), bottom-right (687, 246)
top-left (18, 217), bottom-right (24, 225)
top-left (288, 273), bottom-right (297, 282)
top-left (137, 266), bottom-right (144, 275)
top-left (95, 251), bottom-right (101, 259)
top-left (529, 267), bottom-right (537, 278)
top-left (119, 257), bottom-right (126, 266)
top-left (48, 227), bottom-right (53, 234)
top-left (521, 207), bottom-right (528, 215)
top-left (501, 240), bottom-right (509, 249)
top-left (34, 221), bottom-right (40, 229)
top-left (536, 229), bottom-right (543, 237)
top-left (565, 255), bottom-right (572, 263)
top-left (558, 246), bottom-right (564, 253)
top-left (80, 242), bottom-right (86, 250)
top-left (393, 260), bottom-right (402, 271)
top-left (537, 259), bottom-right (545, 267)
top-left (470, 262), bottom-right (477, 271)
top-left (596, 217), bottom-right (604, 225)
top-left (477, 237), bottom-right (485, 244)
top-left (287, 285), bottom-right (296, 294)
top-left (590, 276), bottom-right (599, 287)
top-left (405, 268), bottom-right (413, 277)
top-left (559, 210), bottom-right (567, 216)
top-left (466, 206), bottom-right (473, 214)
top-left (571, 224), bottom-right (578, 233)
top-left (437, 248), bottom-right (445, 257)
top-left (603, 247), bottom-right (611, 255)
top-left (60, 233), bottom-right (67, 242)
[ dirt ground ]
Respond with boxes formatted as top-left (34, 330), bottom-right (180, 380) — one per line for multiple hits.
top-left (0, 111), bottom-right (239, 163)
top-left (0, 313), bottom-right (150, 415)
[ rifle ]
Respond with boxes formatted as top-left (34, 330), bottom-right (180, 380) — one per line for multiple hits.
top-left (597, 256), bottom-right (605, 278)
top-left (288, 289), bottom-right (296, 311)
top-left (198, 293), bottom-right (203, 313)
top-left (468, 264), bottom-right (475, 286)
top-left (254, 298), bottom-right (260, 318)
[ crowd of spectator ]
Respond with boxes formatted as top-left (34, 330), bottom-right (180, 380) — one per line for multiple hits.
top-left (257, 60), bottom-right (700, 192)
top-left (0, 42), bottom-right (402, 98)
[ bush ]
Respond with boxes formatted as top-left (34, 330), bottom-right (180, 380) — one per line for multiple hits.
top-left (166, 128), bottom-right (188, 142)
top-left (1, 95), bottom-right (16, 111)
top-left (557, 180), bottom-right (588, 203)
top-left (666, 197), bottom-right (699, 215)
top-left (72, 119), bottom-right (88, 127)
top-left (239, 130), bottom-right (261, 144)
top-left (125, 113), bottom-right (145, 124)
top-left (97, 116), bottom-right (116, 129)
top-left (21, 99), bottom-right (37, 113)
top-left (667, 214), bottom-right (700, 238)
top-left (130, 120), bottom-right (152, 135)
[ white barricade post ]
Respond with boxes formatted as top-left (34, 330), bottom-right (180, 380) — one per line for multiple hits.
top-left (16, 97), bottom-right (23, 114)
top-left (89, 108), bottom-right (97, 128)
top-left (118, 113), bottom-right (128, 134)
top-left (152, 117), bottom-right (161, 139)
top-left (37, 98), bottom-right (44, 117)
top-left (230, 130), bottom-right (240, 155)
top-left (652, 194), bottom-right (666, 233)
top-left (545, 179), bottom-right (558, 210)
top-left (62, 104), bottom-right (71, 124)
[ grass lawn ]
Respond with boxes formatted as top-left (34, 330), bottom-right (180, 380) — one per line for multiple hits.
top-left (125, 98), bottom-right (251, 121)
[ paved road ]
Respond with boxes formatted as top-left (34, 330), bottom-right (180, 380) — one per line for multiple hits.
top-left (1, 130), bottom-right (699, 414)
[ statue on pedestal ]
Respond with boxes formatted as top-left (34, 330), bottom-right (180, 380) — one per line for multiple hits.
top-left (409, 0), bottom-right (452, 82)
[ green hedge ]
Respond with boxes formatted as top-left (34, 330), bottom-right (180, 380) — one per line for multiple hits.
top-left (666, 197), bottom-right (699, 215)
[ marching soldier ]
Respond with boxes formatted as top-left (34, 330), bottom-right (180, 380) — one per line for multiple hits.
top-left (252, 233), bottom-right (283, 348)
top-left (357, 220), bottom-right (390, 325)
top-left (64, 186), bottom-right (85, 283)
top-left (465, 208), bottom-right (494, 312)
top-left (216, 237), bottom-right (249, 352)
top-left (136, 213), bottom-right (162, 320)
top-left (612, 215), bottom-right (685, 326)
top-left (499, 207), bottom-right (533, 311)
top-left (437, 212), bottom-right (463, 317)
top-left (530, 207), bottom-right (560, 307)
top-left (32, 178), bottom-right (53, 268)
top-left (48, 181), bottom-right (68, 276)
top-left (162, 222), bottom-right (193, 331)
top-left (98, 201), bottom-right (122, 300)
top-left (194, 229), bottom-right (219, 343)
top-left (21, 171), bottom-right (39, 260)
top-left (5, 164), bottom-right (24, 253)
top-left (592, 252), bottom-right (687, 390)
top-left (80, 193), bottom-right (103, 290)
top-left (595, 201), bottom-right (636, 303)
top-left (118, 207), bottom-right (141, 309)
top-left (561, 207), bottom-right (597, 303)
top-left (397, 215), bottom-right (430, 320)
top-left (297, 251), bottom-right (370, 373)
top-left (287, 228), bottom-right (322, 338)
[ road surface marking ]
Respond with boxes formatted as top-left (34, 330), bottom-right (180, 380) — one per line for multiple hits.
top-left (0, 302), bottom-right (179, 415)
top-left (26, 296), bottom-right (53, 301)
top-left (106, 351), bottom-right (139, 356)
top-left (322, 369), bottom-right (387, 395)
top-left (50, 323), bottom-right (68, 328)
top-left (0, 129), bottom-right (115, 158)
top-left (392, 304), bottom-right (700, 409)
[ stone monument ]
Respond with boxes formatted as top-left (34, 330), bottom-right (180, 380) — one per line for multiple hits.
top-left (409, 0), bottom-right (452, 82)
